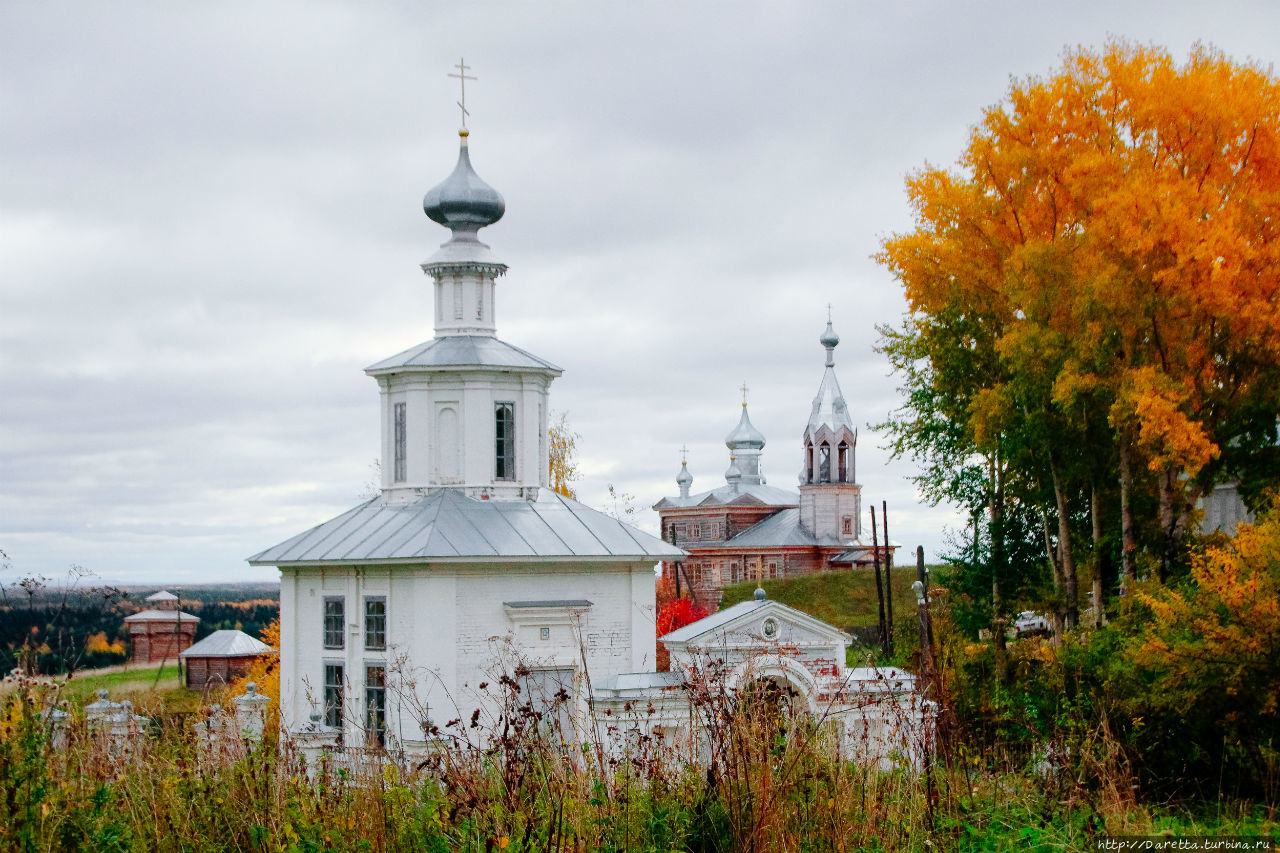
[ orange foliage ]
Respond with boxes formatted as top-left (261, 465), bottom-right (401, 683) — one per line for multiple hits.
top-left (84, 631), bottom-right (125, 656)
top-left (879, 41), bottom-right (1280, 478)
top-left (230, 617), bottom-right (280, 702)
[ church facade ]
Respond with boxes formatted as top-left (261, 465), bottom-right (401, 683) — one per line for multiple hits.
top-left (249, 126), bottom-right (681, 750)
top-left (654, 326), bottom-right (897, 611)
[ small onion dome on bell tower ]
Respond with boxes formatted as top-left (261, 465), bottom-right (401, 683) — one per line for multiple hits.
top-left (820, 318), bottom-right (840, 365)
top-left (676, 458), bottom-right (693, 498)
top-left (423, 129), bottom-right (506, 238)
top-left (754, 585), bottom-right (767, 601)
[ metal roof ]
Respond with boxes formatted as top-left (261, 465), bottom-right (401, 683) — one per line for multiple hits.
top-left (249, 488), bottom-right (685, 565)
top-left (653, 481), bottom-right (798, 511)
top-left (145, 590), bottom-right (178, 602)
top-left (123, 608), bottom-right (200, 623)
top-left (365, 335), bottom-right (562, 375)
top-left (660, 598), bottom-right (852, 646)
top-left (179, 629), bottom-right (272, 659)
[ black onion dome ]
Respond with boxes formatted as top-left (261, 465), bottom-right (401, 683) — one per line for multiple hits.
top-left (423, 132), bottom-right (505, 231)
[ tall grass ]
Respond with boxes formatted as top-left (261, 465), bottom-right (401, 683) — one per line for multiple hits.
top-left (1, 659), bottom-right (1273, 853)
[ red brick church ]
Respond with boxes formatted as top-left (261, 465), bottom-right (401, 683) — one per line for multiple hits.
top-left (654, 319), bottom-right (897, 611)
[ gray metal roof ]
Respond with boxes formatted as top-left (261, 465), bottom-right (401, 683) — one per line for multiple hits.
top-left (249, 488), bottom-right (685, 565)
top-left (365, 335), bottom-right (562, 375)
top-left (123, 608), bottom-right (200, 623)
top-left (145, 590), bottom-right (178, 602)
top-left (179, 629), bottom-right (272, 659)
top-left (653, 481), bottom-right (798, 511)
top-left (595, 671), bottom-right (685, 692)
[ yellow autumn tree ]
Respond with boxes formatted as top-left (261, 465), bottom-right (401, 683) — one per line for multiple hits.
top-left (548, 411), bottom-right (581, 499)
top-left (879, 41), bottom-right (1280, 607)
top-left (1131, 504), bottom-right (1280, 720)
top-left (231, 617), bottom-right (280, 702)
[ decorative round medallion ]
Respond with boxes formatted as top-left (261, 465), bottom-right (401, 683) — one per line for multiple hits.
top-left (762, 618), bottom-right (778, 639)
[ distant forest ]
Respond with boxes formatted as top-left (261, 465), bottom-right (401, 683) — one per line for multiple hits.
top-left (0, 578), bottom-right (279, 675)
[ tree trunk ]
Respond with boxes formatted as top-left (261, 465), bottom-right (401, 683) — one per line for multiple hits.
top-left (1090, 483), bottom-right (1103, 629)
top-left (1049, 455), bottom-right (1079, 629)
top-left (1039, 510), bottom-right (1066, 641)
top-left (1119, 439), bottom-right (1137, 586)
top-left (988, 457), bottom-right (1007, 683)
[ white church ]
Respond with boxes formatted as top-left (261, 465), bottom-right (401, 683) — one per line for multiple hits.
top-left (249, 119), bottom-right (927, 765)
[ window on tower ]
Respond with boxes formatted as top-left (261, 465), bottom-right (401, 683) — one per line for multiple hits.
top-left (838, 442), bottom-right (849, 483)
top-left (819, 443), bottom-right (831, 483)
top-left (393, 402), bottom-right (407, 483)
top-left (495, 402), bottom-right (515, 480)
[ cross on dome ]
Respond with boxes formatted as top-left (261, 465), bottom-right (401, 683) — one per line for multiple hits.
top-left (448, 57), bottom-right (477, 130)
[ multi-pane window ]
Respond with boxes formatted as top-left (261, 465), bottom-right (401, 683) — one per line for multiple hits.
top-left (842, 516), bottom-right (853, 536)
top-left (323, 597), bottom-right (345, 649)
top-left (494, 402), bottom-right (515, 480)
top-left (365, 666), bottom-right (387, 747)
top-left (323, 663), bottom-right (344, 729)
top-left (365, 597), bottom-right (386, 651)
top-left (393, 402), bottom-right (407, 483)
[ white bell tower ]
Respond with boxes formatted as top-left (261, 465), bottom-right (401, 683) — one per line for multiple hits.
top-left (365, 124), bottom-right (562, 503)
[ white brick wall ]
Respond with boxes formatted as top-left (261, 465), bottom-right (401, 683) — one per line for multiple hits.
top-left (281, 560), bottom-right (657, 746)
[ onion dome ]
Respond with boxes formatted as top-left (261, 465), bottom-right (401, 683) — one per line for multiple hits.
top-left (423, 130), bottom-right (505, 235)
top-left (676, 459), bottom-right (693, 498)
top-left (725, 404), bottom-right (766, 451)
top-left (725, 456), bottom-right (742, 488)
top-left (754, 585), bottom-right (767, 601)
top-left (820, 318), bottom-right (840, 366)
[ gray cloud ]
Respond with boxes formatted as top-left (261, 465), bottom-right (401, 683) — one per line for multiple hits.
top-left (1, 1), bottom-right (1274, 583)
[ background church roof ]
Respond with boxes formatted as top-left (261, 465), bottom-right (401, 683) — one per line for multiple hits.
top-left (145, 590), bottom-right (178, 602)
top-left (249, 488), bottom-right (684, 565)
top-left (653, 481), bottom-right (798, 510)
top-left (365, 334), bottom-right (563, 374)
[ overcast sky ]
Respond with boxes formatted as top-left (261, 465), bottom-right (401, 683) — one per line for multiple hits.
top-left (2, 2), bottom-right (1276, 585)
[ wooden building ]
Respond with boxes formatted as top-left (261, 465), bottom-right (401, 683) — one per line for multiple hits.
top-left (179, 629), bottom-right (272, 689)
top-left (124, 590), bottom-right (199, 664)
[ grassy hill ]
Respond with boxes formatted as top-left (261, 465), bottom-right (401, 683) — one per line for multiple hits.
top-left (720, 567), bottom-right (925, 629)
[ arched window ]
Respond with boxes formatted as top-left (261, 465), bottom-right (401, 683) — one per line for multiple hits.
top-left (818, 443), bottom-right (831, 483)
top-left (837, 442), bottom-right (849, 483)
top-left (804, 441), bottom-right (814, 484)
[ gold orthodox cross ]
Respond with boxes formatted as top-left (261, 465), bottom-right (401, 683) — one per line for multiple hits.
top-left (680, 444), bottom-right (689, 464)
top-left (448, 58), bottom-right (476, 128)
top-left (740, 382), bottom-right (749, 406)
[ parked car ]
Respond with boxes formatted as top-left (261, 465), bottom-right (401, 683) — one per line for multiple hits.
top-left (1014, 610), bottom-right (1050, 637)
